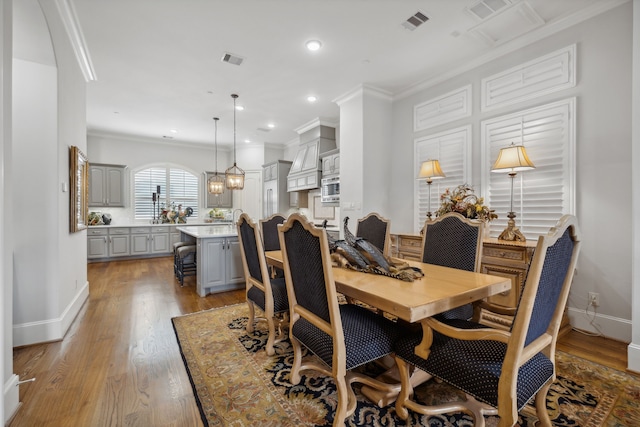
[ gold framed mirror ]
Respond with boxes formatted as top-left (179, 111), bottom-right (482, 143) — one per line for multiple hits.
top-left (70, 146), bottom-right (89, 232)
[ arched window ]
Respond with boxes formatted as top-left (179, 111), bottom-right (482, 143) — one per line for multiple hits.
top-left (134, 166), bottom-right (199, 220)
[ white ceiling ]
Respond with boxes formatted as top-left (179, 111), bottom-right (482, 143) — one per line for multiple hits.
top-left (68, 0), bottom-right (624, 148)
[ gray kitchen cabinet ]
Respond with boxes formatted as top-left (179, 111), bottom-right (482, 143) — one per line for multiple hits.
top-left (321, 150), bottom-right (340, 177)
top-left (150, 227), bottom-right (170, 253)
top-left (263, 160), bottom-right (292, 218)
top-left (205, 172), bottom-right (233, 208)
top-left (89, 164), bottom-right (126, 207)
top-left (108, 228), bottom-right (130, 257)
top-left (130, 227), bottom-right (151, 255)
top-left (196, 236), bottom-right (244, 296)
top-left (87, 228), bottom-right (108, 259)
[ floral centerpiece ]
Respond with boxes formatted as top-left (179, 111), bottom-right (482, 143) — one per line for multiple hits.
top-left (435, 184), bottom-right (497, 222)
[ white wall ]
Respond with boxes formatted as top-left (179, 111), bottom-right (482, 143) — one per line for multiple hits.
top-left (12, 59), bottom-right (59, 326)
top-left (10, 0), bottom-right (90, 348)
top-left (1, 0), bottom-right (16, 421)
top-left (389, 3), bottom-right (633, 341)
top-left (629, 0), bottom-right (640, 373)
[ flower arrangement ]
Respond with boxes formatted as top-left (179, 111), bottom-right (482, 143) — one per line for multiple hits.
top-left (435, 184), bottom-right (497, 222)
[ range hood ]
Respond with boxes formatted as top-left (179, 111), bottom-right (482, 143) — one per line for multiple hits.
top-left (287, 119), bottom-right (337, 192)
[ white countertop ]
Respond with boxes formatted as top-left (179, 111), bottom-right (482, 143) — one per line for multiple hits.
top-left (87, 221), bottom-right (232, 229)
top-left (176, 225), bottom-right (237, 238)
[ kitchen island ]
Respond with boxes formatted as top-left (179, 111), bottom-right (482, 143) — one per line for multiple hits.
top-left (177, 225), bottom-right (244, 297)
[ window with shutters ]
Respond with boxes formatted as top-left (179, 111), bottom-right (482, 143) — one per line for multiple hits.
top-left (414, 125), bottom-right (472, 232)
top-left (134, 166), bottom-right (199, 220)
top-left (481, 98), bottom-right (575, 239)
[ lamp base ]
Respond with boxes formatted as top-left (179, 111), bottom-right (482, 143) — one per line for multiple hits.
top-left (498, 213), bottom-right (526, 242)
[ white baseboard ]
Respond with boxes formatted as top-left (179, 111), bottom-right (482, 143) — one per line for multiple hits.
top-left (628, 342), bottom-right (640, 374)
top-left (13, 281), bottom-right (89, 347)
top-left (566, 306), bottom-right (632, 343)
top-left (4, 374), bottom-right (19, 424)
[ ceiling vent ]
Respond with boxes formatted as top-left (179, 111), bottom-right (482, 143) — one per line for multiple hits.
top-left (257, 127), bottom-right (272, 133)
top-left (221, 52), bottom-right (244, 66)
top-left (466, 0), bottom-right (511, 21)
top-left (401, 11), bottom-right (429, 31)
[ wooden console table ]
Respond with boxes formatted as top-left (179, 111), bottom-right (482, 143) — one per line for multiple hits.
top-left (390, 233), bottom-right (571, 336)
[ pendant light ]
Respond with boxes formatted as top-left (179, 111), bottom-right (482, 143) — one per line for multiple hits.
top-left (207, 117), bottom-right (225, 195)
top-left (225, 93), bottom-right (245, 190)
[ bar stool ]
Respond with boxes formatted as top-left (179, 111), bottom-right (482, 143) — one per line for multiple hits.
top-left (176, 245), bottom-right (197, 286)
top-left (173, 241), bottom-right (190, 278)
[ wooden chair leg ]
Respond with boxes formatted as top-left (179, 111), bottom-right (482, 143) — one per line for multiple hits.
top-left (265, 315), bottom-right (276, 356)
top-left (534, 382), bottom-right (553, 427)
top-left (333, 375), bottom-right (350, 427)
top-left (246, 301), bottom-right (255, 334)
top-left (289, 337), bottom-right (303, 385)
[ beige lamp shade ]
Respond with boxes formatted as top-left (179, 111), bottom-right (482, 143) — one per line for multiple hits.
top-left (225, 163), bottom-right (245, 190)
top-left (208, 117), bottom-right (225, 195)
top-left (207, 173), bottom-right (225, 194)
top-left (225, 93), bottom-right (245, 190)
top-left (418, 159), bottom-right (446, 180)
top-left (491, 143), bottom-right (535, 173)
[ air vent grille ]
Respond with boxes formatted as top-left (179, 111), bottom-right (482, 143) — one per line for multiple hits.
top-left (467, 0), bottom-right (510, 20)
top-left (221, 52), bottom-right (244, 66)
top-left (401, 11), bottom-right (429, 31)
top-left (257, 127), bottom-right (271, 133)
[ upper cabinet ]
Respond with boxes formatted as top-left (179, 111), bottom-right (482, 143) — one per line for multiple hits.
top-left (89, 164), bottom-right (126, 207)
top-left (205, 172), bottom-right (233, 208)
top-left (289, 140), bottom-right (321, 175)
top-left (321, 149), bottom-right (340, 177)
top-left (263, 160), bottom-right (292, 217)
top-left (287, 122), bottom-right (337, 192)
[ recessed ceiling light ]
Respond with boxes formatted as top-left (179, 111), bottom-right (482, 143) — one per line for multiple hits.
top-left (244, 139), bottom-right (251, 144)
top-left (305, 40), bottom-right (322, 51)
top-left (267, 123), bottom-right (275, 128)
top-left (307, 95), bottom-right (317, 103)
top-left (235, 105), bottom-right (244, 111)
top-left (170, 129), bottom-right (178, 133)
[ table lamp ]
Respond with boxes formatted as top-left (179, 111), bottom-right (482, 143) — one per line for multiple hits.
top-left (418, 159), bottom-right (446, 220)
top-left (491, 142), bottom-right (535, 241)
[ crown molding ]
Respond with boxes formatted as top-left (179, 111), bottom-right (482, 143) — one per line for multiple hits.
top-left (333, 83), bottom-right (393, 106)
top-left (54, 0), bottom-right (96, 81)
top-left (294, 117), bottom-right (339, 135)
top-left (394, 0), bottom-right (629, 101)
top-left (87, 129), bottom-right (229, 151)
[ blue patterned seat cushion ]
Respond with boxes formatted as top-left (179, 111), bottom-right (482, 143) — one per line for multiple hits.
top-left (247, 277), bottom-right (289, 314)
top-left (394, 323), bottom-right (554, 410)
top-left (292, 304), bottom-right (400, 370)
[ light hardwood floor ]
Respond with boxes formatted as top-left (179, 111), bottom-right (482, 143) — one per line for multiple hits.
top-left (8, 257), bottom-right (631, 426)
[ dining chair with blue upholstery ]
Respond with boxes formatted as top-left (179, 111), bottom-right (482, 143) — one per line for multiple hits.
top-left (421, 212), bottom-right (484, 321)
top-left (356, 212), bottom-right (391, 257)
top-left (394, 215), bottom-right (581, 427)
top-left (278, 213), bottom-right (402, 426)
top-left (260, 213), bottom-right (286, 278)
top-left (236, 213), bottom-right (289, 356)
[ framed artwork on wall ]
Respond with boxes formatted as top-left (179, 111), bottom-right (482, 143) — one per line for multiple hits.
top-left (70, 145), bottom-right (89, 232)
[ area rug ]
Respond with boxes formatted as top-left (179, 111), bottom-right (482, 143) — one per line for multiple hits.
top-left (172, 303), bottom-right (640, 426)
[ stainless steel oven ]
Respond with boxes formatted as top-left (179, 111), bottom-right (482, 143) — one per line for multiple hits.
top-left (321, 176), bottom-right (340, 204)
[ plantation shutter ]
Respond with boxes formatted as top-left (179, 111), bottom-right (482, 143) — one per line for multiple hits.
top-left (169, 168), bottom-right (199, 218)
top-left (134, 168), bottom-right (166, 219)
top-left (414, 125), bottom-right (471, 232)
top-left (134, 166), bottom-right (200, 220)
top-left (481, 98), bottom-right (575, 239)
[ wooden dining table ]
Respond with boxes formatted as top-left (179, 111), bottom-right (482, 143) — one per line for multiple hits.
top-left (265, 249), bottom-right (511, 405)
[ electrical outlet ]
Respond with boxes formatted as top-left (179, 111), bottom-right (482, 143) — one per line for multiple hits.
top-left (588, 292), bottom-right (599, 307)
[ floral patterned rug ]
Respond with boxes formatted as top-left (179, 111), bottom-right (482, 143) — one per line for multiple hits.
top-left (172, 303), bottom-right (640, 426)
